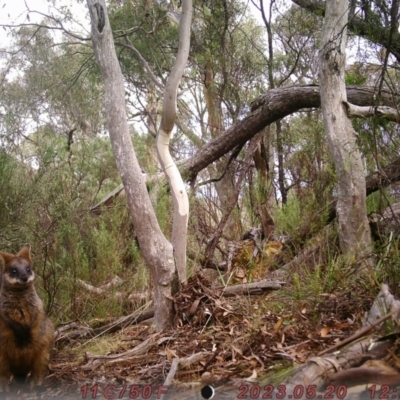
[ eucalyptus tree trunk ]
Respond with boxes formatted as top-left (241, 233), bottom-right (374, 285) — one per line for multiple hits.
top-left (87, 0), bottom-right (177, 330)
top-left (156, 0), bottom-right (192, 283)
top-left (319, 0), bottom-right (373, 268)
top-left (203, 65), bottom-right (242, 242)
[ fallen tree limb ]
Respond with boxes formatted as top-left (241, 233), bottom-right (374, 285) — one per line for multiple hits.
top-left (93, 308), bottom-right (154, 334)
top-left (261, 285), bottom-right (400, 396)
top-left (219, 279), bottom-right (285, 297)
top-left (92, 85), bottom-right (399, 211)
top-left (80, 337), bottom-right (209, 374)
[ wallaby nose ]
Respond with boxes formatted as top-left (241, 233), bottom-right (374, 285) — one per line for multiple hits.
top-left (20, 274), bottom-right (28, 283)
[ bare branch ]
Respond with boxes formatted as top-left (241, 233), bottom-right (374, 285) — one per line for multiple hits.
top-left (115, 39), bottom-right (164, 91)
top-left (0, 21), bottom-right (90, 42)
top-left (345, 101), bottom-right (400, 123)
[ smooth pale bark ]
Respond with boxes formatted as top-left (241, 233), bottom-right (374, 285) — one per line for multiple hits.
top-left (319, 1), bottom-right (373, 265)
top-left (86, 0), bottom-right (176, 330)
top-left (156, 0), bottom-right (192, 283)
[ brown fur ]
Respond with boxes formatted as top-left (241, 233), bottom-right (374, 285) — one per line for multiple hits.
top-left (0, 244), bottom-right (54, 390)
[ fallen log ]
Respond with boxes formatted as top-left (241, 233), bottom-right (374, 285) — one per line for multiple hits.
top-left (219, 279), bottom-right (285, 297)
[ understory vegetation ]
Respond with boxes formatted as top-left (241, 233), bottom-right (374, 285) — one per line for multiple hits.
top-left (0, 0), bottom-right (400, 385)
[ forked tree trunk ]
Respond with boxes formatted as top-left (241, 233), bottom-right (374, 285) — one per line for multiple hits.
top-left (319, 0), bottom-right (373, 267)
top-left (87, 0), bottom-right (177, 330)
top-left (157, 0), bottom-right (192, 283)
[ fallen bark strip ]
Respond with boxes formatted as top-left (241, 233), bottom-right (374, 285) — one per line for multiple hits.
top-left (80, 333), bottom-right (160, 370)
top-left (179, 352), bottom-right (208, 368)
top-left (163, 357), bottom-right (179, 388)
top-left (76, 276), bottom-right (124, 294)
top-left (219, 279), bottom-right (285, 297)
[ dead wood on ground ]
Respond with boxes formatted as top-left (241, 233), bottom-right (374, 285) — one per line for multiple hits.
top-left (55, 274), bottom-right (284, 343)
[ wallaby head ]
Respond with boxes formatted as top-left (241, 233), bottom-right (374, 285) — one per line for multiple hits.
top-left (0, 244), bottom-right (35, 290)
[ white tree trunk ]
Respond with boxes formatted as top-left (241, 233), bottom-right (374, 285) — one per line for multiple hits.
top-left (157, 0), bottom-right (192, 283)
top-left (86, 0), bottom-right (177, 330)
top-left (319, 0), bottom-right (373, 267)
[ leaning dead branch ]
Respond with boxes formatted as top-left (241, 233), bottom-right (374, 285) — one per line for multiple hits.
top-left (55, 308), bottom-right (155, 343)
top-left (345, 101), bottom-right (400, 123)
top-left (76, 276), bottom-right (124, 295)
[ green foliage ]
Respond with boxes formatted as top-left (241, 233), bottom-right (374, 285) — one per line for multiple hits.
top-left (274, 196), bottom-right (303, 240)
top-left (108, 0), bottom-right (179, 90)
top-left (0, 128), bottom-right (145, 324)
top-left (271, 115), bottom-right (336, 247)
top-left (153, 183), bottom-right (173, 237)
top-left (366, 190), bottom-right (392, 214)
top-left (345, 67), bottom-right (367, 85)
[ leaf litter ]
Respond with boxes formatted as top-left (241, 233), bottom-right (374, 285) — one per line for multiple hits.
top-left (4, 273), bottom-right (398, 399)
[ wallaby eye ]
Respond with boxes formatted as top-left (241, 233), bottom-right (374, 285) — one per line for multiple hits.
top-left (11, 269), bottom-right (17, 275)
top-left (26, 267), bottom-right (31, 273)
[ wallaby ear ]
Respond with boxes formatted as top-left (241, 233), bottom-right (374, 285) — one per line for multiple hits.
top-left (17, 244), bottom-right (32, 262)
top-left (0, 251), bottom-right (15, 270)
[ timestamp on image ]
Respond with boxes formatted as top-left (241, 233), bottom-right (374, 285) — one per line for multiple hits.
top-left (237, 384), bottom-right (400, 399)
top-left (237, 384), bottom-right (348, 399)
